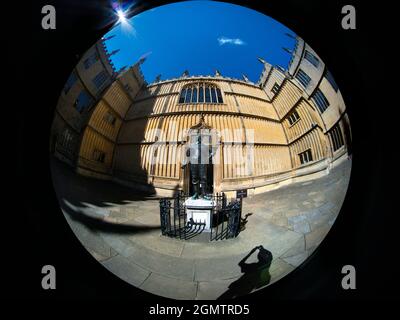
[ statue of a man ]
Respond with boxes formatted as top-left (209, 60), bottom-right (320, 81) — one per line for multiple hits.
top-left (189, 135), bottom-right (207, 198)
top-left (182, 133), bottom-right (211, 199)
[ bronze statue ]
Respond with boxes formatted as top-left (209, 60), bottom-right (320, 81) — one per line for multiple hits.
top-left (182, 115), bottom-right (215, 199)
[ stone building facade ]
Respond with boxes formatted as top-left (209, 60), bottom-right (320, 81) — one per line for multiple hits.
top-left (49, 35), bottom-right (143, 166)
top-left (51, 36), bottom-right (351, 198)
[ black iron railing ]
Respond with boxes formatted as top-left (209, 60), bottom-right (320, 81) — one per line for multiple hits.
top-left (159, 192), bottom-right (242, 241)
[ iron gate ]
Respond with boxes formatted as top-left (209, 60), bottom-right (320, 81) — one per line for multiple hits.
top-left (159, 192), bottom-right (241, 241)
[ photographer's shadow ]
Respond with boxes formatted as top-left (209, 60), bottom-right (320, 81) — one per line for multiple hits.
top-left (218, 245), bottom-right (273, 300)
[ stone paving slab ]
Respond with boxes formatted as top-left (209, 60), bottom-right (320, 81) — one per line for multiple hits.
top-left (100, 233), bottom-right (139, 258)
top-left (64, 210), bottom-right (113, 259)
top-left (125, 245), bottom-right (196, 281)
top-left (86, 249), bottom-right (108, 262)
top-left (196, 279), bottom-right (237, 300)
top-left (281, 252), bottom-right (309, 267)
top-left (128, 232), bottom-right (186, 257)
top-left (194, 254), bottom-right (244, 281)
top-left (281, 234), bottom-right (305, 255)
top-left (245, 222), bottom-right (304, 258)
top-left (140, 273), bottom-right (198, 300)
top-left (269, 258), bottom-right (296, 281)
top-left (133, 210), bottom-right (160, 225)
top-left (102, 254), bottom-right (150, 288)
top-left (305, 224), bottom-right (331, 251)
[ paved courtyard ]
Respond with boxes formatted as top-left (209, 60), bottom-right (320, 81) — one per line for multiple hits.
top-left (51, 157), bottom-right (351, 300)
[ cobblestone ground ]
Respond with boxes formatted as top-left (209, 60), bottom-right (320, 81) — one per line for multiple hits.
top-left (51, 157), bottom-right (351, 300)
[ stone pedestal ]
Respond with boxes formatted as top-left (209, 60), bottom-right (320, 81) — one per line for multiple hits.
top-left (184, 198), bottom-right (215, 231)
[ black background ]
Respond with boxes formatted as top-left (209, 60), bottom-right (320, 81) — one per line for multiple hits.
top-left (5, 0), bottom-right (398, 308)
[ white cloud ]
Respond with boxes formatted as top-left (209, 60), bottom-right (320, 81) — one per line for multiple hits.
top-left (217, 37), bottom-right (246, 46)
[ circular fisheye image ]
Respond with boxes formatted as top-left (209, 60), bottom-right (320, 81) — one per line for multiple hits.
top-left (50, 1), bottom-right (352, 299)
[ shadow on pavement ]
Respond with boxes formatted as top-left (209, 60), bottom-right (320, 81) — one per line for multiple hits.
top-left (240, 212), bottom-right (253, 232)
top-left (51, 157), bottom-right (161, 234)
top-left (218, 245), bottom-right (273, 299)
top-left (60, 198), bottom-right (160, 234)
top-left (51, 157), bottom-right (158, 207)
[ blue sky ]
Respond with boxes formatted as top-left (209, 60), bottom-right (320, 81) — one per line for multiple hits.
top-left (104, 1), bottom-right (296, 83)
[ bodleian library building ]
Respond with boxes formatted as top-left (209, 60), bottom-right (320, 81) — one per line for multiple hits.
top-left (50, 34), bottom-right (352, 198)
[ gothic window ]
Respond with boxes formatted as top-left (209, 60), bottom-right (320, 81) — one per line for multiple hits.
top-left (199, 86), bottom-right (204, 102)
top-left (178, 83), bottom-right (224, 104)
top-left (92, 149), bottom-right (106, 163)
top-left (92, 70), bottom-right (109, 90)
top-left (104, 112), bottom-right (117, 126)
top-left (191, 87), bottom-right (198, 103)
top-left (211, 87), bottom-right (217, 103)
top-left (205, 86), bottom-right (211, 103)
top-left (295, 69), bottom-right (311, 88)
top-left (216, 88), bottom-right (223, 103)
top-left (329, 124), bottom-right (344, 151)
top-left (57, 128), bottom-right (75, 153)
top-left (312, 88), bottom-right (330, 113)
top-left (64, 71), bottom-right (77, 94)
top-left (299, 149), bottom-right (313, 165)
top-left (83, 51), bottom-right (100, 69)
top-left (288, 110), bottom-right (300, 125)
top-left (271, 82), bottom-right (280, 94)
top-left (325, 69), bottom-right (339, 92)
top-left (74, 90), bottom-right (93, 113)
top-left (185, 87), bottom-right (192, 102)
top-left (304, 50), bottom-right (320, 68)
top-left (179, 88), bottom-right (187, 103)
